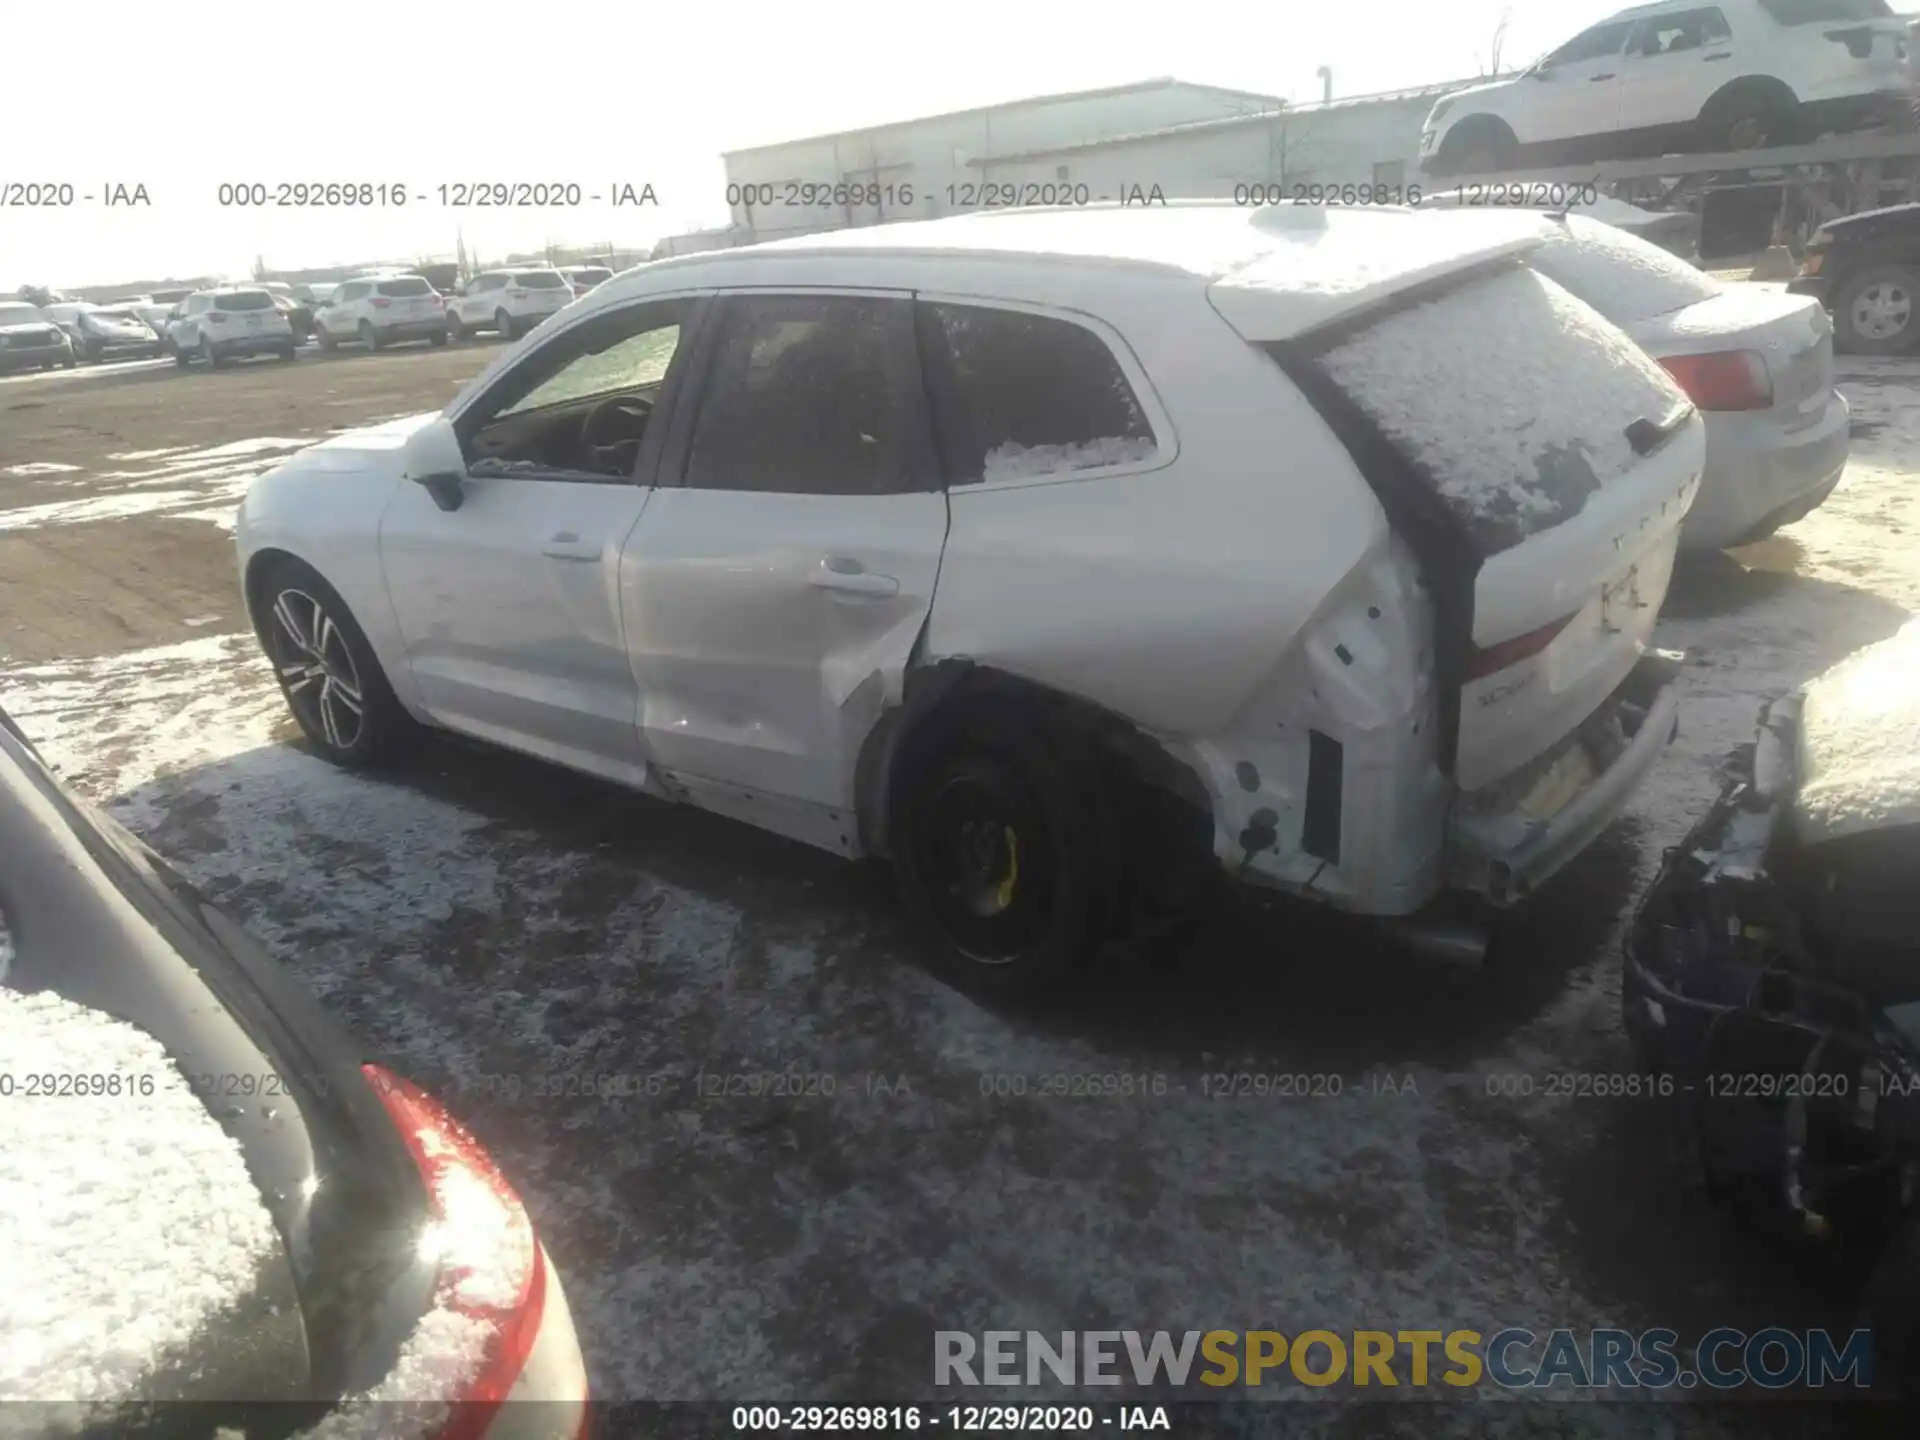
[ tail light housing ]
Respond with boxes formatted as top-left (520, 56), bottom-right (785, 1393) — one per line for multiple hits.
top-left (363, 1064), bottom-right (546, 1440)
top-left (1658, 350), bottom-right (1772, 411)
top-left (1466, 613), bottom-right (1576, 681)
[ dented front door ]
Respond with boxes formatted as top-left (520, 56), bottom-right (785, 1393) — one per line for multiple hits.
top-left (617, 289), bottom-right (947, 813)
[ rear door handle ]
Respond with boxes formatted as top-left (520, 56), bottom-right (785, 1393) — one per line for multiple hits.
top-left (808, 557), bottom-right (899, 597)
top-left (1591, 72), bottom-right (1616, 81)
top-left (1702, 51), bottom-right (1731, 60)
top-left (542, 530), bottom-right (601, 562)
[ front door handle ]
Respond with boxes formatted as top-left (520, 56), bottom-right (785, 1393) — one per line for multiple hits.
top-left (809, 557), bottom-right (899, 597)
top-left (1591, 72), bottom-right (1616, 80)
top-left (542, 530), bottom-right (601, 562)
top-left (1702, 51), bottom-right (1731, 60)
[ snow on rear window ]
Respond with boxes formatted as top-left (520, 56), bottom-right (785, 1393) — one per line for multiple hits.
top-left (983, 436), bottom-right (1157, 481)
top-left (0, 988), bottom-right (280, 1406)
top-left (1316, 266), bottom-right (1685, 555)
top-left (1526, 216), bottom-right (1720, 325)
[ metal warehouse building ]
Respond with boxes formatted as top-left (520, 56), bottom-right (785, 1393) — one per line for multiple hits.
top-left (720, 75), bottom-right (1496, 244)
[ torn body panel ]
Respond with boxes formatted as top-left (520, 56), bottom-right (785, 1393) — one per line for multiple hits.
top-left (1625, 664), bottom-right (1920, 1262)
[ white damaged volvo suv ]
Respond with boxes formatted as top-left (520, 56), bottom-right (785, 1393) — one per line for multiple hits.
top-left (235, 203), bottom-right (1705, 997)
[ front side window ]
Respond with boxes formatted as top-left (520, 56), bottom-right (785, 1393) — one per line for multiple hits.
top-left (459, 298), bottom-right (695, 480)
top-left (682, 293), bottom-right (925, 496)
top-left (1546, 21), bottom-right (1633, 63)
top-left (925, 302), bottom-right (1155, 484)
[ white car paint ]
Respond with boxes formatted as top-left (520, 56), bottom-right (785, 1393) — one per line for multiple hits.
top-left (445, 268), bottom-right (573, 339)
top-left (314, 274), bottom-right (449, 350)
top-left (1421, 0), bottom-right (1913, 171)
top-left (1525, 215), bottom-right (1848, 548)
top-left (237, 203), bottom-right (1705, 920)
top-left (167, 288), bottom-right (295, 365)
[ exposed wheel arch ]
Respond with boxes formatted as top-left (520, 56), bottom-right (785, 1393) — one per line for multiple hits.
top-left (856, 660), bottom-right (1215, 906)
top-left (1434, 115), bottom-right (1518, 176)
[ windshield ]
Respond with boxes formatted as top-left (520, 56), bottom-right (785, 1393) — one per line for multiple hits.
top-left (0, 304), bottom-right (48, 326)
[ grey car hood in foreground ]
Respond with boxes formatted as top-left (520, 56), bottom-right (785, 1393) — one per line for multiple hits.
top-left (1795, 617), bottom-right (1920, 845)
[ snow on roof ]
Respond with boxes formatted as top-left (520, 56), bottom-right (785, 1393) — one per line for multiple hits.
top-left (1794, 617), bottom-right (1920, 844)
top-left (0, 987), bottom-right (280, 1407)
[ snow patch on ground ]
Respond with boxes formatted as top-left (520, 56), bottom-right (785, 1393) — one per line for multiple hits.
top-left (0, 436), bottom-right (312, 530)
top-left (2, 462), bottom-right (81, 475)
top-left (981, 436), bottom-right (1155, 481)
top-left (0, 989), bottom-right (281, 1405)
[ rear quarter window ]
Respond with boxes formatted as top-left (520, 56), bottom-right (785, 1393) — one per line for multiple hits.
top-left (1527, 217), bottom-right (1721, 324)
top-left (1312, 265), bottom-right (1687, 555)
top-left (215, 292), bottom-right (275, 312)
top-left (926, 302), bottom-right (1155, 483)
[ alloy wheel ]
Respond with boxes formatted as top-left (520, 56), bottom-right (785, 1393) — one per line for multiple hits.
top-left (268, 587), bottom-right (365, 751)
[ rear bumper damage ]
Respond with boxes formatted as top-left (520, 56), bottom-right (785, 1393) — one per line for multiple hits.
top-left (1451, 649), bottom-right (1683, 906)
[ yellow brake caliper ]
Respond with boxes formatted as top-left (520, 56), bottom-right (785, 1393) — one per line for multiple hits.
top-left (994, 827), bottom-right (1019, 911)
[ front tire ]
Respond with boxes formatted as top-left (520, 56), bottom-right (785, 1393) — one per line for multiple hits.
top-left (891, 700), bottom-right (1120, 1002)
top-left (429, 328), bottom-right (448, 347)
top-left (494, 308), bottom-right (517, 340)
top-left (203, 337), bottom-right (226, 370)
top-left (446, 311), bottom-right (466, 342)
top-left (358, 319), bottom-right (383, 351)
top-left (1705, 89), bottom-right (1796, 152)
top-left (1436, 119), bottom-right (1517, 176)
top-left (256, 559), bottom-right (412, 766)
top-left (1836, 264), bottom-right (1920, 355)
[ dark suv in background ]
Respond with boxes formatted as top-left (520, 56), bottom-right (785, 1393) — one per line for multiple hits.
top-left (1791, 200), bottom-right (1920, 353)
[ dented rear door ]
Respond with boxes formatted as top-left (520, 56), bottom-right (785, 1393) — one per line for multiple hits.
top-left (619, 290), bottom-right (946, 831)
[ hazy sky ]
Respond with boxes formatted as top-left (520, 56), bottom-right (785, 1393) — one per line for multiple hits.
top-left (3, 0), bottom-right (1621, 287)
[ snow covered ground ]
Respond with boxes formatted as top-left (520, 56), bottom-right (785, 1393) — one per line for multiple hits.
top-left (0, 359), bottom-right (1914, 1425)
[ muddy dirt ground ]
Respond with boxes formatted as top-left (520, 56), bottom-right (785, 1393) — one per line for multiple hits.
top-left (2, 345), bottom-right (1916, 1430)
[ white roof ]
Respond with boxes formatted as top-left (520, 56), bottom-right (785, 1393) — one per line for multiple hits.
top-left (623, 202), bottom-right (1551, 342)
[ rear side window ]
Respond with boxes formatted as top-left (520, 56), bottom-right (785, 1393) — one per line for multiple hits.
top-left (376, 278), bottom-right (432, 298)
top-left (926, 303), bottom-right (1154, 484)
top-left (1546, 20), bottom-right (1632, 62)
top-left (1310, 266), bottom-right (1686, 555)
top-left (684, 294), bottom-right (926, 496)
top-left (515, 272), bottom-right (567, 289)
top-left (215, 292), bottom-right (275, 312)
top-left (1759, 0), bottom-right (1890, 20)
top-left (1527, 216), bottom-right (1721, 323)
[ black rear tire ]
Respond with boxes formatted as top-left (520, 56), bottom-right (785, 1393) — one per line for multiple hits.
top-left (1704, 89), bottom-right (1796, 152)
top-left (1437, 120), bottom-right (1517, 176)
top-left (891, 698), bottom-right (1120, 1003)
top-left (495, 309), bottom-right (517, 340)
top-left (254, 557), bottom-right (415, 767)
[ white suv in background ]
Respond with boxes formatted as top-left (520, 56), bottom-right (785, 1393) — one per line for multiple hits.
top-left (1422, 0), bottom-right (1914, 176)
top-left (235, 204), bottom-right (1705, 1001)
top-left (314, 275), bottom-right (450, 352)
top-left (167, 288), bottom-right (297, 368)
top-left (445, 268), bottom-right (573, 341)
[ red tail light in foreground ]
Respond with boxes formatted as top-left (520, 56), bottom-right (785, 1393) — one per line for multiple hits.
top-left (1658, 350), bottom-right (1772, 411)
top-left (1466, 613), bottom-right (1577, 682)
top-left (363, 1064), bottom-right (546, 1440)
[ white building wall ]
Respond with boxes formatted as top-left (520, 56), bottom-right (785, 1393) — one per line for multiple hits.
top-left (722, 83), bottom-right (1282, 241)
